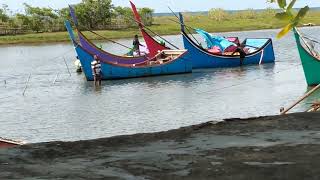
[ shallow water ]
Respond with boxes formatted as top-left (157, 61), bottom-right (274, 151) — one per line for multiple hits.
top-left (1, 27), bottom-right (320, 143)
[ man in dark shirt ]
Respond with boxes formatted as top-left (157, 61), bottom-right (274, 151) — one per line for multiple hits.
top-left (133, 35), bottom-right (143, 56)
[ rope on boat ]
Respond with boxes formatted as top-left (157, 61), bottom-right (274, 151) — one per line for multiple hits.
top-left (63, 57), bottom-right (72, 77)
top-left (295, 28), bottom-right (318, 58)
top-left (125, 15), bottom-right (180, 50)
top-left (259, 49), bottom-right (264, 65)
top-left (302, 36), bottom-right (320, 44)
top-left (167, 7), bottom-right (201, 46)
top-left (82, 27), bottom-right (133, 50)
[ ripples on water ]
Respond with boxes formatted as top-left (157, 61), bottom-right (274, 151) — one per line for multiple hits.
top-left (1, 27), bottom-right (320, 143)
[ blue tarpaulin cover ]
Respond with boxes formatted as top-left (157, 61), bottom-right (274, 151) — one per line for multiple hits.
top-left (195, 29), bottom-right (236, 51)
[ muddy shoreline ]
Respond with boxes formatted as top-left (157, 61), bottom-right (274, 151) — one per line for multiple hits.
top-left (1, 112), bottom-right (320, 179)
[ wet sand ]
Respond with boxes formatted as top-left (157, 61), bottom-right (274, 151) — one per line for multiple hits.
top-left (1, 112), bottom-right (320, 179)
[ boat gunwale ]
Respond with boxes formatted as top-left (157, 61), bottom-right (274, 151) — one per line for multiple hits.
top-left (77, 29), bottom-right (148, 60)
top-left (0, 138), bottom-right (24, 146)
top-left (294, 28), bottom-right (320, 62)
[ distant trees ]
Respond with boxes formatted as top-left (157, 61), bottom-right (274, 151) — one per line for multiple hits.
top-left (208, 8), bottom-right (276, 22)
top-left (0, 0), bottom-right (155, 34)
top-left (236, 9), bottom-right (257, 19)
top-left (0, 5), bottom-right (9, 24)
top-left (23, 3), bottom-right (60, 32)
top-left (74, 0), bottom-right (113, 29)
top-left (113, 6), bottom-right (136, 27)
top-left (112, 6), bottom-right (154, 27)
top-left (139, 8), bottom-right (154, 26)
top-left (208, 8), bottom-right (228, 21)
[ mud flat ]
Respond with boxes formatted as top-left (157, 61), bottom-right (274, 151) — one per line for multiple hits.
top-left (1, 112), bottom-right (320, 179)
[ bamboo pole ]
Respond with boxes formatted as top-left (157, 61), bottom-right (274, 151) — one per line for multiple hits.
top-left (281, 83), bottom-right (320, 115)
top-left (63, 57), bottom-right (71, 77)
top-left (307, 102), bottom-right (320, 112)
top-left (22, 73), bottom-right (31, 96)
top-left (52, 73), bottom-right (59, 85)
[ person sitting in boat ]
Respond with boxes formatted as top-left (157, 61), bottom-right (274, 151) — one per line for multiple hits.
top-left (132, 35), bottom-right (144, 56)
top-left (91, 55), bottom-right (102, 86)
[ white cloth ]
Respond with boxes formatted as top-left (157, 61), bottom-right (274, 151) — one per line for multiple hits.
top-left (91, 60), bottom-right (101, 75)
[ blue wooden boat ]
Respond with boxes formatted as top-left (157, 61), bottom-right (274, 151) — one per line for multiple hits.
top-left (178, 13), bottom-right (275, 69)
top-left (65, 21), bottom-right (192, 80)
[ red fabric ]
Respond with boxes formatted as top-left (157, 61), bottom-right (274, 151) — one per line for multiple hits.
top-left (129, 1), bottom-right (142, 27)
top-left (208, 46), bottom-right (222, 54)
top-left (141, 30), bottom-right (167, 58)
top-left (224, 45), bottom-right (238, 53)
top-left (227, 37), bottom-right (240, 46)
top-left (130, 1), bottom-right (168, 58)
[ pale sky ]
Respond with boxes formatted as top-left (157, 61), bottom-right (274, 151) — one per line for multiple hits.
top-left (1, 0), bottom-right (319, 14)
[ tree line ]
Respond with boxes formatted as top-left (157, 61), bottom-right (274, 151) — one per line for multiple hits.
top-left (0, 0), bottom-right (154, 34)
top-left (207, 8), bottom-right (278, 22)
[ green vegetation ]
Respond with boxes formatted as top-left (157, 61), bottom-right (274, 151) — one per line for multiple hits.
top-left (1, 9), bottom-right (320, 45)
top-left (269, 0), bottom-right (310, 38)
top-left (0, 0), bottom-right (153, 34)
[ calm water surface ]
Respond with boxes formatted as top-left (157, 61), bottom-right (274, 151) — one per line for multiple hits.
top-left (1, 27), bottom-right (320, 143)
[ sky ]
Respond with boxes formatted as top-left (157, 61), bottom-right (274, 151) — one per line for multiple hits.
top-left (1, 0), bottom-right (320, 14)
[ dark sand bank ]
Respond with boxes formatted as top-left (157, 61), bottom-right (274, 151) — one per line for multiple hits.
top-left (1, 112), bottom-right (320, 179)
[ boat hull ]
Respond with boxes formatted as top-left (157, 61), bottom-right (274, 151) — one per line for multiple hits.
top-left (0, 138), bottom-right (23, 148)
top-left (293, 28), bottom-right (320, 86)
top-left (182, 33), bottom-right (275, 69)
top-left (178, 13), bottom-right (275, 69)
top-left (75, 45), bottom-right (192, 80)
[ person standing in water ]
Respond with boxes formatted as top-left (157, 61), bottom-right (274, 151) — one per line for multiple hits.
top-left (91, 55), bottom-right (102, 86)
top-left (132, 35), bottom-right (144, 56)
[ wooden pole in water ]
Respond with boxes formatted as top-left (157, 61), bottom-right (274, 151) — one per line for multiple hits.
top-left (63, 57), bottom-right (71, 77)
top-left (22, 73), bottom-right (31, 96)
top-left (4, 80), bottom-right (6, 88)
top-left (281, 83), bottom-right (320, 115)
top-left (52, 73), bottom-right (59, 85)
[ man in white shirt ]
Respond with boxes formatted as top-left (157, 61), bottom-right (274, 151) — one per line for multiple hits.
top-left (91, 55), bottom-right (102, 86)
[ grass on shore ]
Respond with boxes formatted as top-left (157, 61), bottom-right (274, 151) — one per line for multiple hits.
top-left (1, 11), bottom-right (320, 45)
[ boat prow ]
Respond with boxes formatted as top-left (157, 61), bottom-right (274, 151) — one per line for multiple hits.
top-left (0, 137), bottom-right (25, 148)
top-left (293, 27), bottom-right (320, 86)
